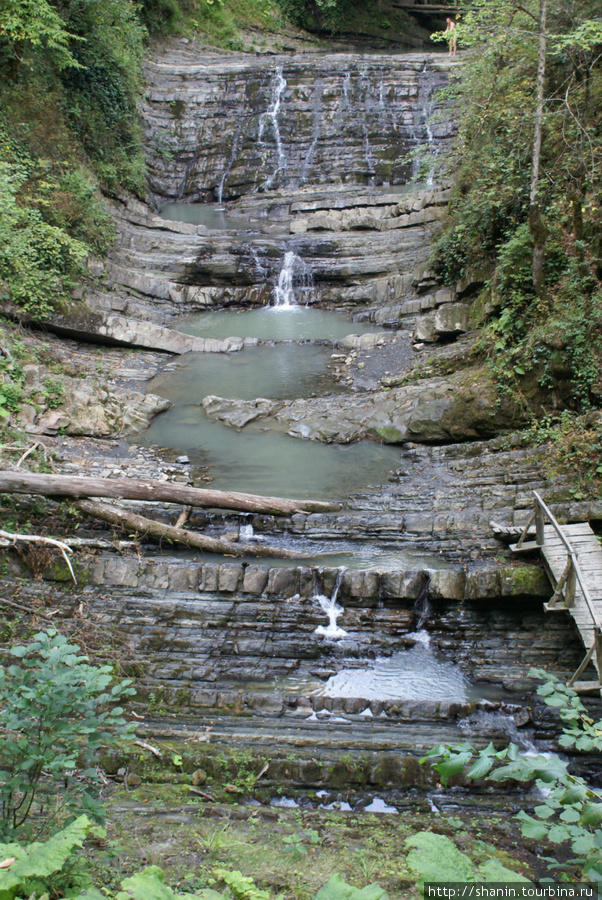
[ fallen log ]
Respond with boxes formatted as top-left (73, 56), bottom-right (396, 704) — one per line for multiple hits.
top-left (0, 470), bottom-right (340, 515)
top-left (75, 500), bottom-right (308, 559)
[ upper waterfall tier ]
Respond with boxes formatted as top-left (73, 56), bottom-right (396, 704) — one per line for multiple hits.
top-left (142, 48), bottom-right (454, 203)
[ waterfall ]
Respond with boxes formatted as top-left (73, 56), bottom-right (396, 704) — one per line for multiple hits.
top-left (342, 71), bottom-right (351, 105)
top-left (249, 246), bottom-right (268, 279)
top-left (217, 124), bottom-right (242, 206)
top-left (272, 251), bottom-right (313, 307)
top-left (300, 82), bottom-right (323, 185)
top-left (258, 66), bottom-right (287, 190)
top-left (314, 569), bottom-right (347, 639)
top-left (415, 65), bottom-right (437, 186)
top-left (412, 573), bottom-right (432, 629)
top-left (423, 107), bottom-right (435, 186)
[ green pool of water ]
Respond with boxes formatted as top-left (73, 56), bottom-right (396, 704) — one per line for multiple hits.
top-left (148, 343), bottom-right (339, 402)
top-left (137, 309), bottom-right (401, 501)
top-left (160, 202), bottom-right (288, 235)
top-left (173, 307), bottom-right (381, 343)
top-left (137, 405), bottom-right (400, 500)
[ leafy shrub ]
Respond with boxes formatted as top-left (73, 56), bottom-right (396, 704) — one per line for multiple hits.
top-left (421, 670), bottom-right (602, 882)
top-left (405, 832), bottom-right (530, 892)
top-left (0, 629), bottom-right (135, 837)
top-left (0, 160), bottom-right (88, 318)
top-left (0, 815), bottom-right (91, 900)
top-left (0, 824), bottom-right (389, 900)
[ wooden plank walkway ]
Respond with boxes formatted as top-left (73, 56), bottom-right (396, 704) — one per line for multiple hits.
top-left (510, 493), bottom-right (602, 694)
top-left (391, 0), bottom-right (460, 12)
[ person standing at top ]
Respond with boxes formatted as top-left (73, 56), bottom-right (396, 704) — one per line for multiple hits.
top-left (444, 17), bottom-right (457, 56)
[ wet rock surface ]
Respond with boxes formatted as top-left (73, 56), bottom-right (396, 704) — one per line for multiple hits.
top-left (142, 49), bottom-right (454, 201)
top-left (4, 42), bottom-right (600, 794)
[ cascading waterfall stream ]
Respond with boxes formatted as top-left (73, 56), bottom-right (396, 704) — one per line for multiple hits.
top-left (216, 123), bottom-right (242, 207)
top-left (258, 66), bottom-right (288, 190)
top-left (300, 80), bottom-right (323, 185)
top-left (413, 573), bottom-right (432, 629)
top-left (314, 569), bottom-right (347, 639)
top-left (273, 251), bottom-right (313, 307)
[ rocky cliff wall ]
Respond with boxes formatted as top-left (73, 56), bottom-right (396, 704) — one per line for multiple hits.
top-left (142, 48), bottom-right (453, 202)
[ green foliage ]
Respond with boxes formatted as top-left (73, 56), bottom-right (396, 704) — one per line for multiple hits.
top-left (0, 823), bottom-right (390, 900)
top-left (405, 832), bottom-right (529, 892)
top-left (273, 0), bottom-right (371, 33)
top-left (0, 814), bottom-right (91, 900)
top-left (0, 159), bottom-right (88, 317)
top-left (0, 628), bottom-right (135, 837)
top-left (431, 0), bottom-right (602, 416)
top-left (528, 410), bottom-right (602, 499)
top-left (421, 670), bottom-right (602, 882)
top-left (42, 376), bottom-right (64, 409)
top-left (60, 0), bottom-right (147, 193)
top-left (213, 869), bottom-right (271, 900)
top-left (314, 875), bottom-right (387, 900)
top-left (0, 0), bottom-right (80, 72)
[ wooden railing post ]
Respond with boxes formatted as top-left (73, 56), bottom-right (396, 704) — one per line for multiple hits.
top-left (535, 500), bottom-right (545, 545)
top-left (596, 628), bottom-right (602, 685)
top-left (547, 558), bottom-right (571, 608)
top-left (565, 560), bottom-right (576, 608)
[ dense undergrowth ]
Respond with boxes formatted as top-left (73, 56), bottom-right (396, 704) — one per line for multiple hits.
top-left (431, 0), bottom-right (602, 490)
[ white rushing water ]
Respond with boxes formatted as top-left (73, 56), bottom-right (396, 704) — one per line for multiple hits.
top-left (423, 106), bottom-right (435, 186)
top-left (258, 66), bottom-right (287, 189)
top-left (318, 640), bottom-right (469, 703)
top-left (314, 569), bottom-right (347, 639)
top-left (216, 124), bottom-right (242, 206)
top-left (273, 251), bottom-right (313, 307)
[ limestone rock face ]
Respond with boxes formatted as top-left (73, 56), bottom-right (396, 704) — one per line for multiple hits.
top-left (50, 307), bottom-right (244, 355)
top-left (340, 332), bottom-right (390, 350)
top-left (142, 48), bottom-right (453, 202)
top-left (63, 384), bottom-right (171, 437)
top-left (201, 396), bottom-right (281, 429)
top-left (196, 369), bottom-right (525, 445)
top-left (413, 302), bottom-right (471, 343)
top-left (254, 369), bottom-right (527, 444)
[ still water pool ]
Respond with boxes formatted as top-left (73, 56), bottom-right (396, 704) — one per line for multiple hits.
top-left (174, 306), bottom-right (381, 343)
top-left (136, 308), bottom-right (400, 500)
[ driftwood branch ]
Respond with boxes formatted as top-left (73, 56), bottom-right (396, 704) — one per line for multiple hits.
top-left (0, 470), bottom-right (340, 516)
top-left (75, 500), bottom-right (307, 559)
top-left (0, 597), bottom-right (55, 620)
top-left (0, 529), bottom-right (77, 583)
top-left (134, 740), bottom-right (163, 759)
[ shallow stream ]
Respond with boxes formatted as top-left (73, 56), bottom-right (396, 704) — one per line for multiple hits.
top-left (137, 307), bottom-right (401, 500)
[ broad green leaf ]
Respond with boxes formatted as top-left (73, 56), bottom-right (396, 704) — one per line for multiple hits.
top-left (575, 736), bottom-right (597, 752)
top-left (572, 833), bottom-right (595, 854)
top-left (314, 874), bottom-right (388, 900)
top-left (435, 752), bottom-right (473, 782)
top-left (0, 816), bottom-right (90, 891)
top-left (559, 807), bottom-right (580, 823)
top-left (477, 859), bottom-right (531, 884)
top-left (116, 866), bottom-right (176, 900)
top-left (405, 832), bottom-right (475, 885)
top-left (581, 803), bottom-right (602, 826)
top-left (534, 805), bottom-right (556, 820)
top-left (467, 756), bottom-right (494, 780)
top-left (517, 812), bottom-right (549, 841)
top-left (546, 825), bottom-right (571, 844)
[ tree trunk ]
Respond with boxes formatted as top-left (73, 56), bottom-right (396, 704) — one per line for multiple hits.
top-left (0, 471), bottom-right (340, 516)
top-left (529, 0), bottom-right (547, 298)
top-left (75, 500), bottom-right (309, 559)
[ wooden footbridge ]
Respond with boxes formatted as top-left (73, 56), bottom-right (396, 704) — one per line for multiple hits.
top-left (511, 492), bottom-right (602, 694)
top-left (391, 0), bottom-right (460, 13)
